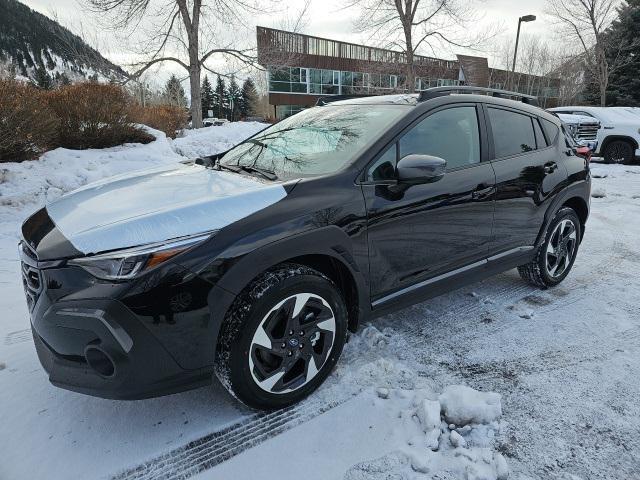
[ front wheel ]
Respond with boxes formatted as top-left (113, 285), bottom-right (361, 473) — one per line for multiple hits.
top-left (214, 264), bottom-right (348, 409)
top-left (518, 208), bottom-right (581, 288)
top-left (603, 140), bottom-right (634, 164)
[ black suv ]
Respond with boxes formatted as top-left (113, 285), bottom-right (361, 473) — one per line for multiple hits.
top-left (20, 88), bottom-right (591, 409)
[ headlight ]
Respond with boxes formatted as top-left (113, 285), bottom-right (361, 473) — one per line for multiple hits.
top-left (68, 232), bottom-right (214, 281)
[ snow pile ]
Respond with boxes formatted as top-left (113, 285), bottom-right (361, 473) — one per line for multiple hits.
top-left (312, 324), bottom-right (509, 479)
top-left (172, 121), bottom-right (266, 158)
top-left (0, 127), bottom-right (182, 217)
top-left (345, 387), bottom-right (508, 480)
top-left (439, 385), bottom-right (502, 425)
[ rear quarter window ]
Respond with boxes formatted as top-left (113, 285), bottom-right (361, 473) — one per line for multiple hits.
top-left (541, 119), bottom-right (560, 145)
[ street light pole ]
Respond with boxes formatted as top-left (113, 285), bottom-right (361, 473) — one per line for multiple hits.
top-left (510, 14), bottom-right (536, 91)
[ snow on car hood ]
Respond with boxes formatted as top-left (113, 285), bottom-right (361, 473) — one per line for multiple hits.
top-left (46, 162), bottom-right (287, 254)
top-left (555, 113), bottom-right (599, 125)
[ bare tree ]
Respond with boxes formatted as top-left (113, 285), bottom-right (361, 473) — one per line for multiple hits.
top-left (547, 0), bottom-right (622, 106)
top-left (85, 0), bottom-right (267, 127)
top-left (345, 0), bottom-right (494, 90)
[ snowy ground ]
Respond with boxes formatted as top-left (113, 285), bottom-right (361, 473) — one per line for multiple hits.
top-left (1, 125), bottom-right (639, 480)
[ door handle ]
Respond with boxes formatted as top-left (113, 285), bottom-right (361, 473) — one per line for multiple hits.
top-left (471, 184), bottom-right (495, 200)
top-left (544, 162), bottom-right (558, 174)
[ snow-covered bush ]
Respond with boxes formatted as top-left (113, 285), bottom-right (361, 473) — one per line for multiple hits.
top-left (0, 78), bottom-right (58, 162)
top-left (46, 82), bottom-right (153, 149)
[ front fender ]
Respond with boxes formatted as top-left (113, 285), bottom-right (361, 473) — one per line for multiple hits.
top-left (198, 225), bottom-right (369, 366)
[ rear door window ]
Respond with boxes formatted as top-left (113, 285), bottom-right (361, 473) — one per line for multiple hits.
top-left (487, 107), bottom-right (536, 158)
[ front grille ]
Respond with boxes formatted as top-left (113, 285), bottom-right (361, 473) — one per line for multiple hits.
top-left (21, 262), bottom-right (42, 311)
top-left (576, 123), bottom-right (599, 141)
top-left (19, 242), bottom-right (42, 312)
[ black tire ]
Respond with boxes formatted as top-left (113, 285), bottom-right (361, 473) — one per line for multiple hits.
top-left (214, 263), bottom-right (348, 409)
top-left (603, 140), bottom-right (634, 164)
top-left (518, 207), bottom-right (582, 288)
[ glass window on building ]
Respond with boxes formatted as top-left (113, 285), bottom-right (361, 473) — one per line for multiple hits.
top-left (275, 105), bottom-right (307, 119)
top-left (437, 78), bottom-right (461, 87)
top-left (341, 71), bottom-right (353, 87)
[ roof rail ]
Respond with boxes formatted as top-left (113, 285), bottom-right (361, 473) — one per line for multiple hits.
top-left (315, 94), bottom-right (371, 106)
top-left (418, 86), bottom-right (538, 106)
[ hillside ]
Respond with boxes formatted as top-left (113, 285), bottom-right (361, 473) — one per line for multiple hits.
top-left (0, 0), bottom-right (127, 83)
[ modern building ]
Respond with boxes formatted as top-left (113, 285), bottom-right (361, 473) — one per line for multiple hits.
top-left (256, 26), bottom-right (561, 119)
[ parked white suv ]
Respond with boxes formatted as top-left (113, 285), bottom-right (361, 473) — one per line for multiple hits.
top-left (548, 106), bottom-right (640, 164)
top-left (552, 112), bottom-right (600, 151)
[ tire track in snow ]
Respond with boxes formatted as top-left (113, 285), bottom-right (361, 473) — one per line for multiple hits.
top-left (110, 397), bottom-right (348, 480)
top-left (4, 329), bottom-right (31, 346)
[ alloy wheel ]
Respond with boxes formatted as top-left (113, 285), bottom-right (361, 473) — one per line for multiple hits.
top-left (607, 142), bottom-right (630, 164)
top-left (545, 219), bottom-right (578, 278)
top-left (249, 293), bottom-right (336, 394)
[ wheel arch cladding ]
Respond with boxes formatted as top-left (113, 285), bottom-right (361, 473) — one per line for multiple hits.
top-left (284, 254), bottom-right (360, 333)
top-left (562, 196), bottom-right (588, 233)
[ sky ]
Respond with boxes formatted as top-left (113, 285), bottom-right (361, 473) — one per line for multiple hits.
top-left (22, 0), bottom-right (555, 89)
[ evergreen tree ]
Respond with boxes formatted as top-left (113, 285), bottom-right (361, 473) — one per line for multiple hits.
top-left (239, 78), bottom-right (258, 118)
top-left (201, 75), bottom-right (215, 118)
top-left (214, 75), bottom-right (227, 119)
top-left (163, 74), bottom-right (188, 107)
top-left (33, 66), bottom-right (52, 89)
top-left (606, 0), bottom-right (640, 106)
top-left (226, 76), bottom-right (241, 121)
top-left (56, 72), bottom-right (71, 87)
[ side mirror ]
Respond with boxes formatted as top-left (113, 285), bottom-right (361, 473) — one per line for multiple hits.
top-left (397, 154), bottom-right (446, 184)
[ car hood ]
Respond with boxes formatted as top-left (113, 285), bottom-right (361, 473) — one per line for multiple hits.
top-left (45, 162), bottom-right (287, 255)
top-left (555, 113), bottom-right (599, 126)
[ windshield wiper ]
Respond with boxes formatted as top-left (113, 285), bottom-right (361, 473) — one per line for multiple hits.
top-left (214, 162), bottom-right (242, 174)
top-left (214, 158), bottom-right (277, 181)
top-left (238, 165), bottom-right (278, 181)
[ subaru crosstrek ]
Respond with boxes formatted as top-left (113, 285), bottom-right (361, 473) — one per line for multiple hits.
top-left (20, 88), bottom-right (591, 409)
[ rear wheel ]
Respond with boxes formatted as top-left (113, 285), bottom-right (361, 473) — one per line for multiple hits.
top-left (518, 208), bottom-right (581, 288)
top-left (215, 264), bottom-right (348, 409)
top-left (603, 140), bottom-right (634, 164)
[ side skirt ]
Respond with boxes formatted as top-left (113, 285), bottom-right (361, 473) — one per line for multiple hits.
top-left (369, 246), bottom-right (535, 319)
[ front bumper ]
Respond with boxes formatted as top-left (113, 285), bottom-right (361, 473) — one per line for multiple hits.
top-left (30, 297), bottom-right (213, 400)
top-left (20, 238), bottom-right (215, 400)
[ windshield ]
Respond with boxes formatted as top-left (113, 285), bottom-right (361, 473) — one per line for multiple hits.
top-left (219, 105), bottom-right (408, 179)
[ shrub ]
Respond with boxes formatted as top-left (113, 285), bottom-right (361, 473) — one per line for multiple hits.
top-left (46, 83), bottom-right (153, 149)
top-left (129, 104), bottom-right (188, 139)
top-left (0, 78), bottom-right (58, 162)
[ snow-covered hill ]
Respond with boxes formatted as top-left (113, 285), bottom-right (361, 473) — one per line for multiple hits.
top-left (0, 0), bottom-right (126, 83)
